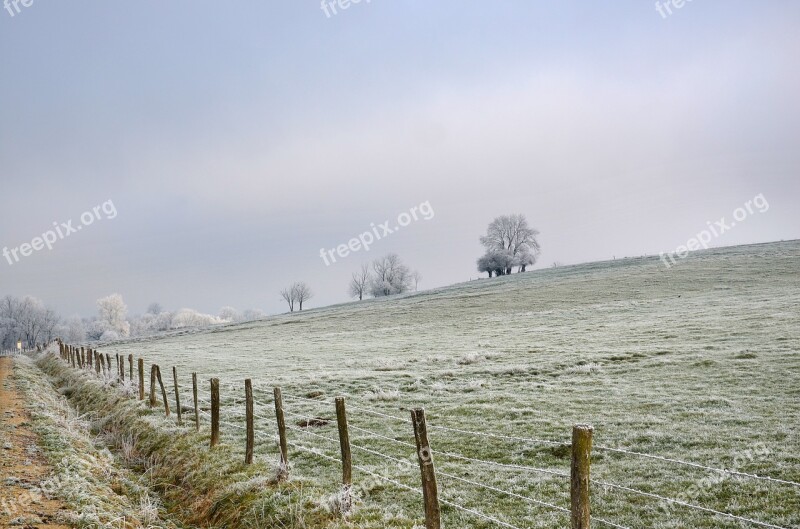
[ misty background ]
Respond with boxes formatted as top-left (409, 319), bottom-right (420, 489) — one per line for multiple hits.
top-left (1, 1), bottom-right (799, 318)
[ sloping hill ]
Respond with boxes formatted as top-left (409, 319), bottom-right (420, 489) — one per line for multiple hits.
top-left (95, 240), bottom-right (800, 528)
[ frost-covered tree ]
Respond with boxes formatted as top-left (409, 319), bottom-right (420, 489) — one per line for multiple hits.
top-left (348, 264), bottom-right (371, 301)
top-left (219, 306), bottom-right (241, 322)
top-left (241, 309), bottom-right (265, 321)
top-left (369, 254), bottom-right (414, 297)
top-left (64, 316), bottom-right (86, 343)
top-left (513, 248), bottom-right (536, 272)
top-left (0, 295), bottom-right (60, 348)
top-left (171, 308), bottom-right (222, 329)
top-left (96, 293), bottom-right (130, 337)
top-left (147, 302), bottom-right (163, 315)
top-left (477, 250), bottom-right (514, 278)
top-left (479, 214), bottom-right (541, 275)
top-left (99, 329), bottom-right (120, 342)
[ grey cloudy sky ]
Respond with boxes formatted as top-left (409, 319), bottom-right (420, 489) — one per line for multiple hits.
top-left (1, 1), bottom-right (798, 317)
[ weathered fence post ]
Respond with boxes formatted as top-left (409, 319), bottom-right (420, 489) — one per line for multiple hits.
top-left (106, 353), bottom-right (112, 374)
top-left (128, 354), bottom-right (133, 382)
top-left (155, 365), bottom-right (170, 417)
top-left (571, 424), bottom-right (593, 529)
top-left (210, 378), bottom-right (220, 447)
top-left (95, 351), bottom-right (101, 374)
top-left (119, 356), bottom-right (125, 382)
top-left (172, 367), bottom-right (182, 425)
top-left (192, 373), bottom-right (199, 431)
top-left (336, 396), bottom-right (353, 513)
top-left (411, 408), bottom-right (441, 529)
top-left (79, 347), bottom-right (84, 368)
top-left (149, 364), bottom-right (158, 407)
top-left (274, 387), bottom-right (289, 480)
top-left (245, 379), bottom-right (254, 464)
top-left (87, 348), bottom-right (92, 368)
top-left (138, 358), bottom-right (145, 400)
top-left (99, 352), bottom-right (106, 374)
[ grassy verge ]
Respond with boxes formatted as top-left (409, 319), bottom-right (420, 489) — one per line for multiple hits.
top-left (33, 350), bottom-right (421, 529)
top-left (12, 354), bottom-right (190, 528)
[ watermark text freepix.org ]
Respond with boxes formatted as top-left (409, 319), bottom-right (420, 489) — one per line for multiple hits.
top-left (321, 0), bottom-right (371, 18)
top-left (655, 0), bottom-right (695, 19)
top-left (3, 0), bottom-right (33, 18)
top-left (3, 200), bottom-right (118, 266)
top-left (660, 193), bottom-right (769, 269)
top-left (319, 201), bottom-right (434, 266)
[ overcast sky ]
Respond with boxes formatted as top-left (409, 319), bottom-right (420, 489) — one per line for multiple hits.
top-left (1, 1), bottom-right (798, 318)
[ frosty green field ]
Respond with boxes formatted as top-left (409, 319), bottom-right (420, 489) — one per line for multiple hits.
top-left (104, 241), bottom-right (800, 528)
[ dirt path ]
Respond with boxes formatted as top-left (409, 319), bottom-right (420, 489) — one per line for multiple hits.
top-left (0, 357), bottom-right (71, 528)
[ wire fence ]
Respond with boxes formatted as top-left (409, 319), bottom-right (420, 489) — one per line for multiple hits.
top-left (52, 341), bottom-right (799, 529)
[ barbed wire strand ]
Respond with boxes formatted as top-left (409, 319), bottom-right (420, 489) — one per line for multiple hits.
top-left (593, 445), bottom-right (800, 488)
top-left (436, 449), bottom-right (569, 479)
top-left (286, 424), bottom-right (414, 468)
top-left (428, 422), bottom-right (568, 447)
top-left (591, 478), bottom-right (789, 529)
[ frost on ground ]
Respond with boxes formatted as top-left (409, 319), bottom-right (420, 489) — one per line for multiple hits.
top-left (102, 241), bottom-right (800, 528)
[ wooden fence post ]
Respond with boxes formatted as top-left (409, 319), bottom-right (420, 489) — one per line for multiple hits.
top-left (336, 396), bottom-right (353, 513)
top-left (155, 365), bottom-right (170, 417)
top-left (95, 351), bottom-right (101, 374)
top-left (571, 424), bottom-right (593, 529)
top-left (149, 364), bottom-right (158, 407)
top-left (411, 408), bottom-right (440, 529)
top-left (138, 358), bottom-right (145, 400)
top-left (210, 378), bottom-right (220, 447)
top-left (106, 354), bottom-right (111, 374)
top-left (245, 379), bottom-right (254, 464)
top-left (99, 352), bottom-right (105, 374)
top-left (79, 347), bottom-right (84, 368)
top-left (172, 367), bottom-right (182, 425)
top-left (119, 356), bottom-right (125, 382)
top-left (192, 373), bottom-right (199, 431)
top-left (128, 354), bottom-right (133, 382)
top-left (87, 348), bottom-right (92, 368)
top-left (274, 387), bottom-right (289, 480)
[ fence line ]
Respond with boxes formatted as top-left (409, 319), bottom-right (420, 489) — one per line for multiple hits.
top-left (50, 341), bottom-right (798, 529)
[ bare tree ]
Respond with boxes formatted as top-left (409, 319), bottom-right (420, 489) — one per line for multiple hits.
top-left (280, 282), bottom-right (313, 312)
top-left (411, 271), bottom-right (422, 291)
top-left (280, 287), bottom-right (296, 312)
top-left (292, 282), bottom-right (313, 311)
top-left (147, 302), bottom-right (163, 315)
top-left (348, 264), bottom-right (371, 300)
